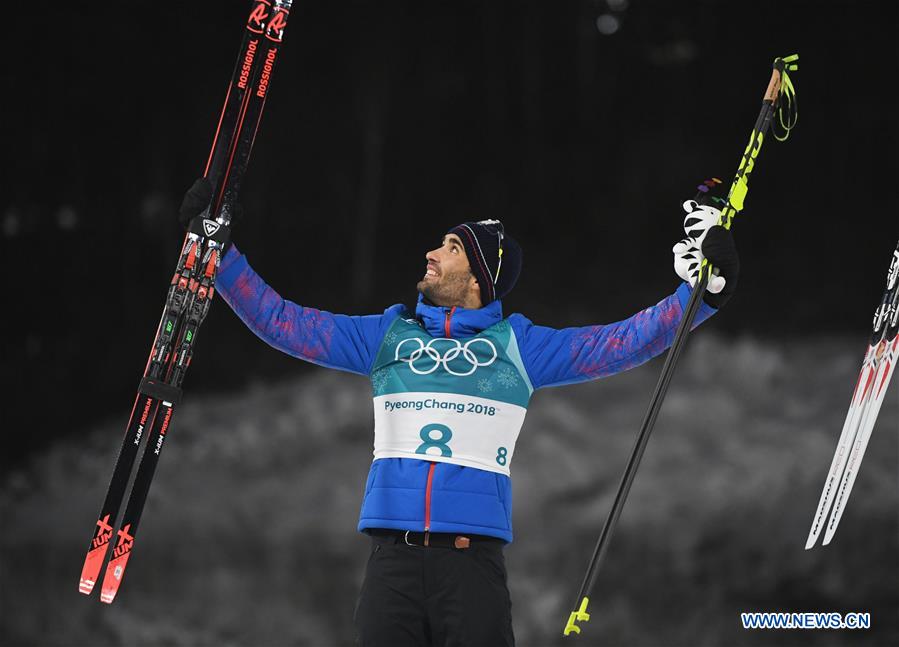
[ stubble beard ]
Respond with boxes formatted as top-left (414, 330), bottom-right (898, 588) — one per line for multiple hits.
top-left (417, 272), bottom-right (469, 308)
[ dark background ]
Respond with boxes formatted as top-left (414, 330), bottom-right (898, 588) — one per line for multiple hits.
top-left (2, 1), bottom-right (897, 646)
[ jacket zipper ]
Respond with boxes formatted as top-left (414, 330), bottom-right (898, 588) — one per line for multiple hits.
top-left (444, 306), bottom-right (456, 338)
top-left (423, 462), bottom-right (436, 544)
top-left (423, 307), bottom-right (456, 545)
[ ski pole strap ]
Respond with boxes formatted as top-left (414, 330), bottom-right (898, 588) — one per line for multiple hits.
top-left (138, 377), bottom-right (183, 405)
top-left (773, 54), bottom-right (798, 142)
top-left (188, 215), bottom-right (232, 247)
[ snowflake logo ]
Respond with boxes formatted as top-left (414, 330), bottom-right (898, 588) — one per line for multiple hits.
top-left (371, 368), bottom-right (390, 395)
top-left (497, 367), bottom-right (519, 388)
top-left (477, 378), bottom-right (494, 393)
top-left (384, 331), bottom-right (398, 346)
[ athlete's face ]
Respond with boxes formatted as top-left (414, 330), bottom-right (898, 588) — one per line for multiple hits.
top-left (417, 233), bottom-right (482, 309)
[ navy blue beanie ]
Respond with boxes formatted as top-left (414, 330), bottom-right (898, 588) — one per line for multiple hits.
top-left (448, 219), bottom-right (522, 305)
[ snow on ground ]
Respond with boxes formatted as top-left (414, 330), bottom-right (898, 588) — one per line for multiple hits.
top-left (2, 334), bottom-right (897, 647)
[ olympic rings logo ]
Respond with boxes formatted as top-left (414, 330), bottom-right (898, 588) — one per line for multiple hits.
top-left (395, 337), bottom-right (498, 376)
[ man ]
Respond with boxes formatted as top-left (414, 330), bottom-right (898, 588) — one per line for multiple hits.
top-left (179, 178), bottom-right (738, 646)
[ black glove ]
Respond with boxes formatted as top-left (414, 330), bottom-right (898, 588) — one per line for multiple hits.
top-left (178, 177), bottom-right (243, 232)
top-left (178, 177), bottom-right (213, 229)
top-left (700, 225), bottom-right (740, 309)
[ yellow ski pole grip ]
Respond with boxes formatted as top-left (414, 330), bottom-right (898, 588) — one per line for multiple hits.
top-left (563, 597), bottom-right (591, 636)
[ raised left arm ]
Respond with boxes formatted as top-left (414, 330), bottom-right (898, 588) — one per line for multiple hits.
top-left (510, 283), bottom-right (717, 389)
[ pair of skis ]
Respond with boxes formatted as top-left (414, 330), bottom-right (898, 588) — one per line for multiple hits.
top-left (564, 55), bottom-right (799, 637)
top-left (805, 241), bottom-right (899, 549)
top-left (78, 0), bottom-right (293, 604)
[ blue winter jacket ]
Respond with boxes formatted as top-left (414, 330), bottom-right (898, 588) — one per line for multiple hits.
top-left (215, 245), bottom-right (716, 543)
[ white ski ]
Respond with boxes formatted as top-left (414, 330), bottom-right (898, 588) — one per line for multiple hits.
top-left (805, 241), bottom-right (899, 549)
top-left (804, 346), bottom-right (877, 549)
top-left (823, 332), bottom-right (898, 545)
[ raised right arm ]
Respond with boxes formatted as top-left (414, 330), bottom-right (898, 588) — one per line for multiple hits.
top-left (215, 245), bottom-right (403, 375)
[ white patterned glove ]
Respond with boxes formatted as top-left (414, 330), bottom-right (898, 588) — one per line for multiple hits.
top-left (672, 199), bottom-right (726, 294)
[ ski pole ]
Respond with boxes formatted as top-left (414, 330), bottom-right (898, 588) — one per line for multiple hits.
top-left (563, 54), bottom-right (799, 638)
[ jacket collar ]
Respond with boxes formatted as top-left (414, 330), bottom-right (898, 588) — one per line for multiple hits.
top-left (414, 294), bottom-right (503, 339)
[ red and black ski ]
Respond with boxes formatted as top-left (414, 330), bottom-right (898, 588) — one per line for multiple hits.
top-left (79, 0), bottom-right (294, 603)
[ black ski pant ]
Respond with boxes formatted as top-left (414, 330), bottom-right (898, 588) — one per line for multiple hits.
top-left (354, 530), bottom-right (515, 647)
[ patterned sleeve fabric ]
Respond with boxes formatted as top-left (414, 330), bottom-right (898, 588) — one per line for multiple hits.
top-left (510, 282), bottom-right (717, 389)
top-left (215, 245), bottom-right (403, 375)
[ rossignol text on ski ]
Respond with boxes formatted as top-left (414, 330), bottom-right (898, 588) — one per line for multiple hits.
top-left (78, 0), bottom-right (294, 604)
top-left (805, 240), bottom-right (899, 549)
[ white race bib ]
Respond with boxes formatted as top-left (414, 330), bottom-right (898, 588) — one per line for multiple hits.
top-left (373, 392), bottom-right (526, 475)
